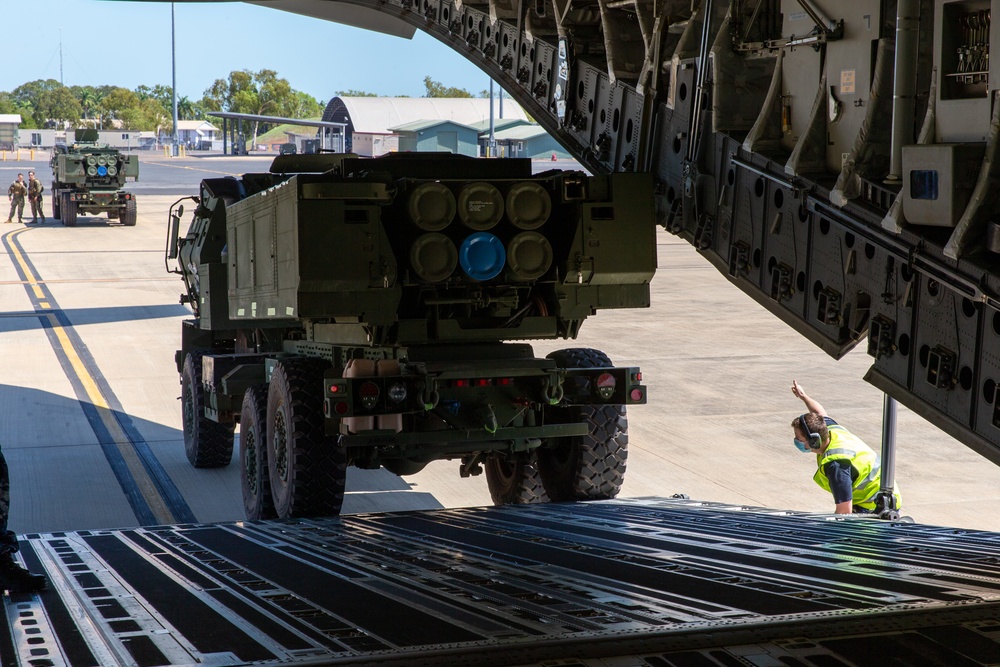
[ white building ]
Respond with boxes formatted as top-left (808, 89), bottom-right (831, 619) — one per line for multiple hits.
top-left (161, 120), bottom-right (220, 148)
top-left (322, 97), bottom-right (529, 157)
top-left (0, 114), bottom-right (21, 149)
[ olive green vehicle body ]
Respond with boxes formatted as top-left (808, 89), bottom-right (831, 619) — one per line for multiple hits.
top-left (51, 129), bottom-right (139, 226)
top-left (167, 153), bottom-right (655, 516)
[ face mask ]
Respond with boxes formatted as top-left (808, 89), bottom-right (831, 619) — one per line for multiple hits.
top-left (793, 438), bottom-right (811, 452)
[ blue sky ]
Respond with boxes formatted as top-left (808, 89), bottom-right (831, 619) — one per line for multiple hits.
top-left (3, 0), bottom-right (493, 103)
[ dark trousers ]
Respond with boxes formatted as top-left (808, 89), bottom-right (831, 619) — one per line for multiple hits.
top-left (0, 448), bottom-right (18, 555)
top-left (29, 196), bottom-right (44, 220)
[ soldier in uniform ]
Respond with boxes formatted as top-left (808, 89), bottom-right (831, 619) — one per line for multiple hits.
top-left (6, 173), bottom-right (27, 223)
top-left (27, 171), bottom-right (45, 223)
top-left (0, 446), bottom-right (47, 592)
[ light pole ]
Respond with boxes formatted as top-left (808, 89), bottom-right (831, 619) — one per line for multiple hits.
top-left (171, 3), bottom-right (179, 155)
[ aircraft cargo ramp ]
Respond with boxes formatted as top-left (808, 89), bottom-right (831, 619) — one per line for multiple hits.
top-left (6, 498), bottom-right (1000, 667)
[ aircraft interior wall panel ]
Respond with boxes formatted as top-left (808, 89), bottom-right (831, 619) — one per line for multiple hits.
top-left (935, 0), bottom-right (992, 143)
top-left (730, 168), bottom-right (768, 288)
top-left (438, 0), bottom-right (455, 30)
top-left (973, 306), bottom-right (1000, 447)
top-left (530, 40), bottom-right (557, 110)
top-left (710, 140), bottom-right (743, 259)
top-left (824, 1), bottom-right (881, 172)
top-left (565, 61), bottom-right (601, 147)
top-left (614, 88), bottom-right (642, 171)
top-left (590, 72), bottom-right (619, 170)
top-left (651, 103), bottom-right (687, 223)
top-left (418, 0), bottom-right (439, 22)
top-left (778, 18), bottom-right (821, 153)
top-left (909, 280), bottom-right (980, 423)
top-left (760, 182), bottom-right (809, 320)
top-left (462, 6), bottom-right (488, 51)
top-left (499, 22), bottom-right (518, 72)
top-left (867, 258), bottom-right (919, 393)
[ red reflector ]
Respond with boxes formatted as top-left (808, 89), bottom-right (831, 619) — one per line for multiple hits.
top-left (359, 381), bottom-right (380, 398)
top-left (498, 378), bottom-right (513, 386)
top-left (474, 378), bottom-right (491, 387)
top-left (596, 372), bottom-right (616, 388)
top-left (334, 401), bottom-right (349, 415)
top-left (630, 389), bottom-right (644, 402)
top-left (453, 379), bottom-right (470, 388)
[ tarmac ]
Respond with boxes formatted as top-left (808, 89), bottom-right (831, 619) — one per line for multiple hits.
top-left (2, 154), bottom-right (1000, 536)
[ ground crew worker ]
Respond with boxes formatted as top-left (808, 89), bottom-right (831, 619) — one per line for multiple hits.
top-left (27, 171), bottom-right (45, 223)
top-left (0, 445), bottom-right (47, 593)
top-left (6, 173), bottom-right (27, 223)
top-left (791, 380), bottom-right (901, 514)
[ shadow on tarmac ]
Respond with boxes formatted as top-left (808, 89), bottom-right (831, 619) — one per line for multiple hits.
top-left (0, 384), bottom-right (443, 533)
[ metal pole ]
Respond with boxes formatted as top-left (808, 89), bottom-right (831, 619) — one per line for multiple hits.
top-left (876, 393), bottom-right (899, 516)
top-left (886, 0), bottom-right (920, 182)
top-left (489, 79), bottom-right (496, 157)
top-left (171, 3), bottom-right (179, 156)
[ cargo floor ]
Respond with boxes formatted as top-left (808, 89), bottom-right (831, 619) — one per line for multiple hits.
top-left (6, 498), bottom-right (1000, 666)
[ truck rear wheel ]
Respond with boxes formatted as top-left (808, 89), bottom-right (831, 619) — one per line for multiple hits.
top-left (181, 353), bottom-right (235, 467)
top-left (62, 194), bottom-right (77, 227)
top-left (121, 199), bottom-right (137, 226)
top-left (266, 357), bottom-right (347, 518)
top-left (52, 192), bottom-right (61, 220)
top-left (485, 451), bottom-right (549, 504)
top-left (241, 384), bottom-right (275, 520)
top-left (539, 348), bottom-right (628, 501)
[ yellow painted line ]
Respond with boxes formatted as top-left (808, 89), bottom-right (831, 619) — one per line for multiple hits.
top-left (44, 313), bottom-right (175, 525)
top-left (141, 160), bottom-right (242, 177)
top-left (0, 277), bottom-right (177, 287)
top-left (5, 229), bottom-right (46, 299)
top-left (3, 227), bottom-right (175, 524)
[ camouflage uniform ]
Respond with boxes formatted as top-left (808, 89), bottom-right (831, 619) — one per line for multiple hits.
top-left (0, 450), bottom-right (16, 556)
top-left (27, 176), bottom-right (45, 223)
top-left (0, 446), bottom-right (46, 592)
top-left (6, 178), bottom-right (27, 223)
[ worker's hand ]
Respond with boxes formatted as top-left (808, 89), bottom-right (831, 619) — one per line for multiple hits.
top-left (791, 379), bottom-right (807, 400)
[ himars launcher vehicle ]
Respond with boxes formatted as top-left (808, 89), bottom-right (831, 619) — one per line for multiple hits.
top-left (165, 152), bottom-right (653, 519)
top-left (51, 128), bottom-right (138, 227)
top-left (17, 0), bottom-right (1000, 664)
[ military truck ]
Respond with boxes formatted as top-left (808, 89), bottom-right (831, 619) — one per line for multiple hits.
top-left (51, 128), bottom-right (139, 227)
top-left (165, 152), bottom-right (654, 519)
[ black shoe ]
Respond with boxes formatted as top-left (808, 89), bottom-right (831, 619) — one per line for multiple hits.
top-left (0, 554), bottom-right (47, 593)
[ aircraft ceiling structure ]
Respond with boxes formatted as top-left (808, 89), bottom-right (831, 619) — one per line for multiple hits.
top-left (130, 0), bottom-right (1000, 475)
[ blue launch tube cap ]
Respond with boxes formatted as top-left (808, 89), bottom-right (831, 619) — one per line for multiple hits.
top-left (459, 232), bottom-right (506, 281)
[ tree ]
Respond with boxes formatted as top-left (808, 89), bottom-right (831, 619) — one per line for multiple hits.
top-left (336, 89), bottom-right (378, 97)
top-left (12, 79), bottom-right (80, 127)
top-left (423, 76), bottom-right (473, 98)
top-left (203, 69), bottom-right (303, 148)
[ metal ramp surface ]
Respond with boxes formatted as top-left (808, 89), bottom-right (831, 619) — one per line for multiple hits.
top-left (5, 498), bottom-right (1000, 666)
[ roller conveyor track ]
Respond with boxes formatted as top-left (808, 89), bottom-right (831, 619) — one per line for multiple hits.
top-left (6, 497), bottom-right (1000, 666)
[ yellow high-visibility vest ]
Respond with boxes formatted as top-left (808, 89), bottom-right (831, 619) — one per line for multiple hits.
top-left (812, 423), bottom-right (902, 511)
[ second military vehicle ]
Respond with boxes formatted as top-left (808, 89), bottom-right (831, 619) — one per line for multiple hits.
top-left (166, 152), bottom-right (653, 519)
top-left (51, 128), bottom-right (139, 227)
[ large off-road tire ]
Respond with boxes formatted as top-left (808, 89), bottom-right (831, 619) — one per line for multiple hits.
top-left (181, 353), bottom-right (235, 468)
top-left (240, 384), bottom-right (275, 520)
top-left (62, 194), bottom-right (77, 227)
top-left (485, 450), bottom-right (549, 505)
top-left (539, 348), bottom-right (628, 501)
top-left (121, 198), bottom-right (137, 226)
top-left (266, 357), bottom-right (347, 518)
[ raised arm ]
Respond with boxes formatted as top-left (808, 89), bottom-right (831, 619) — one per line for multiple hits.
top-left (791, 380), bottom-right (827, 417)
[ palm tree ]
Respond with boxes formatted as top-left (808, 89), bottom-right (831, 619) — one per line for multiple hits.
top-left (177, 96), bottom-right (195, 121)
